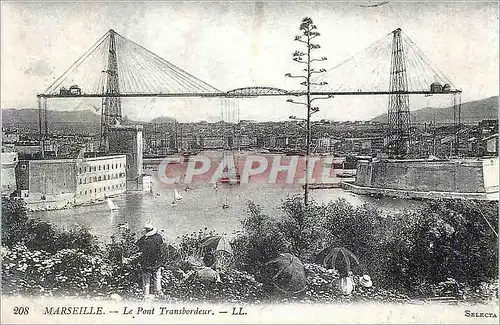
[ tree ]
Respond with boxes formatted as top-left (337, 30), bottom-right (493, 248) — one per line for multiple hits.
top-left (285, 17), bottom-right (331, 205)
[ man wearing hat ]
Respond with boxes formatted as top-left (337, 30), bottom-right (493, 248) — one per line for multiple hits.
top-left (136, 222), bottom-right (165, 297)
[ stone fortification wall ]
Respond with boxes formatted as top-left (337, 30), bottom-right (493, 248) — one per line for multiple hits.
top-left (28, 159), bottom-right (75, 197)
top-left (355, 158), bottom-right (498, 194)
top-left (1, 152), bottom-right (18, 195)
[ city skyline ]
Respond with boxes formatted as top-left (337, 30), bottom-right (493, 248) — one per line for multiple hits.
top-left (1, 1), bottom-right (498, 122)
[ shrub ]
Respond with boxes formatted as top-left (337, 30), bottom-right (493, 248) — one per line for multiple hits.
top-left (176, 228), bottom-right (219, 263)
top-left (368, 200), bottom-right (499, 292)
top-left (231, 201), bottom-right (288, 282)
top-left (1, 197), bottom-right (29, 247)
top-left (1, 244), bottom-right (111, 297)
top-left (279, 196), bottom-right (328, 261)
top-left (161, 267), bottom-right (266, 303)
top-left (104, 229), bottom-right (142, 297)
top-left (407, 200), bottom-right (499, 287)
top-left (321, 199), bottom-right (382, 267)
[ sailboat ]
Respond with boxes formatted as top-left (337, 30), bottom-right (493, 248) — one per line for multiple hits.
top-left (222, 197), bottom-right (230, 209)
top-left (174, 189), bottom-right (183, 202)
top-left (107, 198), bottom-right (119, 211)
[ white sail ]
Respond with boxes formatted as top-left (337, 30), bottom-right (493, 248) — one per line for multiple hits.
top-left (174, 189), bottom-right (183, 201)
top-left (107, 198), bottom-right (119, 211)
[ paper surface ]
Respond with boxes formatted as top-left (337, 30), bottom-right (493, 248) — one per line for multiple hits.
top-left (1, 1), bottom-right (498, 324)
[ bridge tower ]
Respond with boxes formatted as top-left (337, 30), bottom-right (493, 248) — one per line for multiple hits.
top-left (101, 29), bottom-right (122, 152)
top-left (387, 28), bottom-right (411, 157)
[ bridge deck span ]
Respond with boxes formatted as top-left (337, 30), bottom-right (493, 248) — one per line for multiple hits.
top-left (37, 90), bottom-right (461, 98)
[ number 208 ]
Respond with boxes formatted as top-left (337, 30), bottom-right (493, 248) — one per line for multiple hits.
top-left (13, 307), bottom-right (29, 315)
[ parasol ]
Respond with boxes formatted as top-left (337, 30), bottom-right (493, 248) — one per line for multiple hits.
top-left (319, 247), bottom-right (361, 277)
top-left (199, 235), bottom-right (233, 254)
top-left (265, 253), bottom-right (307, 294)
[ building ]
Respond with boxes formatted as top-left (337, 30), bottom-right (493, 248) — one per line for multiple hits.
top-left (15, 155), bottom-right (126, 210)
top-left (344, 136), bottom-right (385, 154)
top-left (231, 135), bottom-right (251, 149)
top-left (75, 155), bottom-right (127, 204)
top-left (1, 152), bottom-right (18, 196)
top-left (483, 133), bottom-right (498, 156)
top-left (202, 136), bottom-right (227, 149)
top-left (2, 129), bottom-right (19, 144)
top-left (108, 125), bottom-right (145, 191)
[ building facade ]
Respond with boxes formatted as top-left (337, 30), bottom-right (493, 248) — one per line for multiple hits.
top-left (15, 155), bottom-right (126, 210)
top-left (75, 155), bottom-right (127, 204)
top-left (108, 125), bottom-right (144, 191)
top-left (1, 152), bottom-right (18, 196)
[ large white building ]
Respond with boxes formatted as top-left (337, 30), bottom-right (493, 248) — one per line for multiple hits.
top-left (16, 155), bottom-right (127, 210)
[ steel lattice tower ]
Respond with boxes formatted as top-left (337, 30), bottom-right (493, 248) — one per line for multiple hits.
top-left (101, 29), bottom-right (122, 152)
top-left (387, 28), bottom-right (411, 157)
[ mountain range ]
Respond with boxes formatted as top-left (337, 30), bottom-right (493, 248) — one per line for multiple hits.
top-left (371, 96), bottom-right (498, 123)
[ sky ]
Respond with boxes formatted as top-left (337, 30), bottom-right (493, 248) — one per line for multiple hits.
top-left (1, 1), bottom-right (498, 122)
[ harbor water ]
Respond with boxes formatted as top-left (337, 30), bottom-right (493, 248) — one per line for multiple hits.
top-left (30, 182), bottom-right (426, 243)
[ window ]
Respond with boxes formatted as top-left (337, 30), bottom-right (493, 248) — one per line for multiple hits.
top-left (21, 165), bottom-right (26, 170)
top-left (79, 167), bottom-right (82, 173)
top-left (84, 190), bottom-right (87, 195)
top-left (107, 164), bottom-right (109, 170)
top-left (94, 188), bottom-right (97, 193)
top-left (99, 165), bottom-right (101, 171)
top-left (98, 176), bottom-right (101, 181)
top-left (79, 179), bottom-right (82, 185)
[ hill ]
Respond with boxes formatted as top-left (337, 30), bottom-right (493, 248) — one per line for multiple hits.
top-left (371, 96), bottom-right (498, 123)
top-left (2, 108), bottom-right (101, 125)
top-left (1, 109), bottom-right (143, 135)
top-left (150, 116), bottom-right (176, 124)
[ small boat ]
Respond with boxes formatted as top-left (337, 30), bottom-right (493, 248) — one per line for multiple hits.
top-left (222, 198), bottom-right (230, 209)
top-left (213, 183), bottom-right (219, 191)
top-left (184, 186), bottom-right (191, 192)
top-left (107, 198), bottom-right (119, 211)
top-left (174, 189), bottom-right (183, 202)
top-left (118, 222), bottom-right (129, 229)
